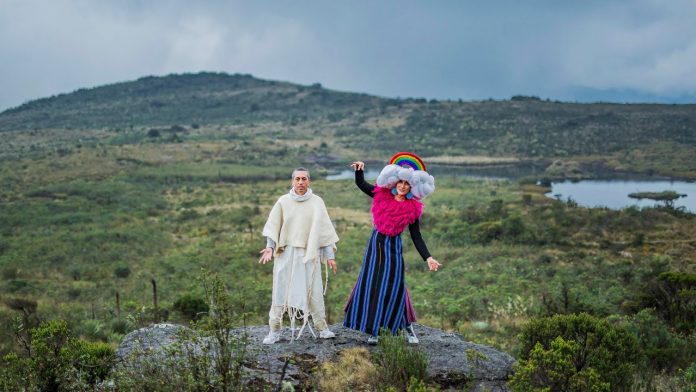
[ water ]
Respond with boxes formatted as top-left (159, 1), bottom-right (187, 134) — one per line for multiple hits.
top-left (548, 180), bottom-right (696, 213)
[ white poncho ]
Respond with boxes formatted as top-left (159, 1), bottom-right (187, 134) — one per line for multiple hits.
top-left (262, 190), bottom-right (339, 337)
top-left (262, 191), bottom-right (339, 263)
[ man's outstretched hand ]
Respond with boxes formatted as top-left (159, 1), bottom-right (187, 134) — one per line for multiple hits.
top-left (259, 248), bottom-right (273, 264)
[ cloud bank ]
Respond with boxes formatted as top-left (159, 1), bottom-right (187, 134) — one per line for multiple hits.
top-left (1, 0), bottom-right (696, 110)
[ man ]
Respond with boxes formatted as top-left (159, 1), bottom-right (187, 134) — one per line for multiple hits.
top-left (259, 167), bottom-right (339, 344)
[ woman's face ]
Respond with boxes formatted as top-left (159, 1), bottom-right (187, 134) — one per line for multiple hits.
top-left (395, 180), bottom-right (411, 196)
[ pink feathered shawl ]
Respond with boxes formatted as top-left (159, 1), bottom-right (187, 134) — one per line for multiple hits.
top-left (371, 186), bottom-right (423, 236)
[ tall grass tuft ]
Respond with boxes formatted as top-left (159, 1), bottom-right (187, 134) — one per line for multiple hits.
top-left (374, 330), bottom-right (429, 391)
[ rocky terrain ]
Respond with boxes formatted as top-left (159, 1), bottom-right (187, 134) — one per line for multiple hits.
top-left (116, 323), bottom-right (516, 391)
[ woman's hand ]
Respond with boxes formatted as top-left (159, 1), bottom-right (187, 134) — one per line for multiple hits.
top-left (351, 161), bottom-right (365, 171)
top-left (426, 257), bottom-right (441, 271)
top-left (258, 248), bottom-right (273, 264)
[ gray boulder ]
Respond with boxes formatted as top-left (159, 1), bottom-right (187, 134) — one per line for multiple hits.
top-left (115, 323), bottom-right (515, 391)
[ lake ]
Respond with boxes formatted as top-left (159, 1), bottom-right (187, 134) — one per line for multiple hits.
top-left (548, 180), bottom-right (696, 213)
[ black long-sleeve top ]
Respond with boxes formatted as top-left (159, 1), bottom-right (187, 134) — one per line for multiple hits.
top-left (355, 169), bottom-right (432, 261)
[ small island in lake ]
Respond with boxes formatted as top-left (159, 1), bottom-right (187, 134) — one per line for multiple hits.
top-left (628, 190), bottom-right (687, 207)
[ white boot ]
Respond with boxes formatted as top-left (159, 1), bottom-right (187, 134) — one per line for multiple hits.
top-left (319, 329), bottom-right (335, 339)
top-left (406, 326), bottom-right (419, 344)
top-left (262, 330), bottom-right (281, 344)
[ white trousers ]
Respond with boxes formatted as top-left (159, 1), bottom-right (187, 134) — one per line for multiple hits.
top-left (269, 246), bottom-right (328, 331)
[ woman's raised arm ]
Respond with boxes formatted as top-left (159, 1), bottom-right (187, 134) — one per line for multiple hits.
top-left (352, 161), bottom-right (375, 197)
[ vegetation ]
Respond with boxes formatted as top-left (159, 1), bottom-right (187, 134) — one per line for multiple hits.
top-left (511, 313), bottom-right (638, 391)
top-left (108, 272), bottom-right (252, 392)
top-left (319, 336), bottom-right (436, 392)
top-left (0, 319), bottom-right (115, 391)
top-left (373, 331), bottom-right (429, 391)
top-left (0, 73), bottom-right (695, 390)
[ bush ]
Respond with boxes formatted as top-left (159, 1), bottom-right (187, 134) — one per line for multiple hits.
top-left (114, 265), bottom-right (131, 278)
top-left (0, 353), bottom-right (30, 391)
top-left (173, 293), bottom-right (209, 321)
top-left (79, 319), bottom-right (109, 342)
top-left (510, 336), bottom-right (610, 392)
top-left (7, 279), bottom-right (29, 292)
top-left (677, 362), bottom-right (696, 392)
top-left (624, 308), bottom-right (689, 372)
top-left (515, 313), bottom-right (639, 391)
top-left (473, 221), bottom-right (503, 243)
top-left (374, 331), bottom-right (429, 391)
top-left (110, 318), bottom-right (133, 335)
top-left (636, 271), bottom-right (696, 333)
top-left (0, 319), bottom-right (116, 391)
top-left (63, 340), bottom-right (116, 385)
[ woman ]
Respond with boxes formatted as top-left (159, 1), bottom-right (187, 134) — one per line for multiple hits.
top-left (343, 152), bottom-right (441, 344)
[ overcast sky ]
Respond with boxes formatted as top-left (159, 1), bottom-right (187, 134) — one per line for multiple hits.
top-left (2, 0), bottom-right (696, 111)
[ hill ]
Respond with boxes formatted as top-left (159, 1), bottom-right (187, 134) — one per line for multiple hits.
top-left (2, 72), bottom-right (696, 178)
top-left (0, 72), bottom-right (383, 130)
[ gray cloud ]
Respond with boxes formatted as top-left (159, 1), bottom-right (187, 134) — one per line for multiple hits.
top-left (1, 0), bottom-right (696, 111)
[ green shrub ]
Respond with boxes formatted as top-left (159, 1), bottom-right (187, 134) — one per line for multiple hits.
top-left (114, 265), bottom-right (131, 278)
top-left (637, 271), bottom-right (696, 333)
top-left (374, 331), bottom-right (429, 391)
top-left (173, 293), bottom-right (209, 321)
top-left (63, 339), bottom-right (116, 385)
top-left (515, 313), bottom-right (639, 391)
top-left (30, 319), bottom-right (72, 392)
top-left (501, 214), bottom-right (527, 241)
top-left (0, 352), bottom-right (30, 391)
top-left (7, 279), bottom-right (29, 292)
top-left (0, 319), bottom-right (116, 391)
top-left (79, 319), bottom-right (108, 342)
top-left (624, 308), bottom-right (689, 372)
top-left (473, 221), bottom-right (503, 243)
top-left (2, 266), bottom-right (17, 280)
top-left (110, 318), bottom-right (132, 334)
top-left (677, 362), bottom-right (696, 392)
top-left (510, 336), bottom-right (610, 392)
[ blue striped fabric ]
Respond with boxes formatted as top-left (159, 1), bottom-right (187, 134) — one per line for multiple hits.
top-left (344, 229), bottom-right (409, 336)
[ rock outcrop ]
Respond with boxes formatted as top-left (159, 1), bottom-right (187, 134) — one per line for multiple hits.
top-left (116, 323), bottom-right (515, 391)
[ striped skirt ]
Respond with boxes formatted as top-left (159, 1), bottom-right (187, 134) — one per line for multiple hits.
top-left (343, 229), bottom-right (417, 336)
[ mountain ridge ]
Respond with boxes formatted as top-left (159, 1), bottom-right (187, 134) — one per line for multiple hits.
top-left (2, 71), bottom-right (696, 178)
top-left (0, 72), bottom-right (384, 131)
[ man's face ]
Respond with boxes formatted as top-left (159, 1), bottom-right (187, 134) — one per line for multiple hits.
top-left (292, 171), bottom-right (310, 195)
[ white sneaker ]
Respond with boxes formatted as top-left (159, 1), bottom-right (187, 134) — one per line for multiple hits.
top-left (262, 330), bottom-right (281, 344)
top-left (319, 329), bottom-right (335, 339)
top-left (406, 326), bottom-right (419, 344)
top-left (367, 335), bottom-right (379, 345)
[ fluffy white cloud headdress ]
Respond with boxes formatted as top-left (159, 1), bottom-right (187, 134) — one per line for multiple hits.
top-left (376, 164), bottom-right (435, 199)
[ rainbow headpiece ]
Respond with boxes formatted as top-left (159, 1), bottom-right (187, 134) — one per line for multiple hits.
top-left (389, 152), bottom-right (426, 171)
top-left (377, 151), bottom-right (435, 199)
